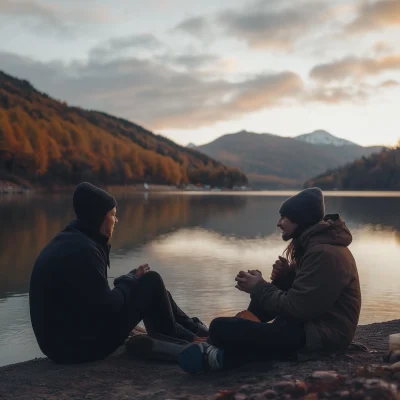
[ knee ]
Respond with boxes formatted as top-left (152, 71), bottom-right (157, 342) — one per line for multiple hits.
top-left (209, 317), bottom-right (230, 345)
top-left (138, 270), bottom-right (164, 289)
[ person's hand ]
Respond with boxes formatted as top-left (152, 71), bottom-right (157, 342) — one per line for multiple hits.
top-left (135, 264), bottom-right (150, 278)
top-left (235, 270), bottom-right (264, 293)
top-left (248, 269), bottom-right (262, 277)
top-left (271, 256), bottom-right (291, 281)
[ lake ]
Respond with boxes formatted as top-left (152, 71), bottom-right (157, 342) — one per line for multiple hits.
top-left (1, 191), bottom-right (400, 367)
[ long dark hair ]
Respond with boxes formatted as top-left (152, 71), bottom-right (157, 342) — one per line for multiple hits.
top-left (284, 241), bottom-right (296, 264)
top-left (283, 224), bottom-right (311, 264)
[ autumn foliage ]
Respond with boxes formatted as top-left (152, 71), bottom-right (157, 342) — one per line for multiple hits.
top-left (0, 71), bottom-right (247, 187)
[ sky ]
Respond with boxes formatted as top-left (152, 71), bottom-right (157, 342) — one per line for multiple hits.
top-left (0, 0), bottom-right (399, 147)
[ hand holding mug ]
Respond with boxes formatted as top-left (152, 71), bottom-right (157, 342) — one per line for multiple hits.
top-left (271, 256), bottom-right (291, 281)
top-left (235, 270), bottom-right (264, 293)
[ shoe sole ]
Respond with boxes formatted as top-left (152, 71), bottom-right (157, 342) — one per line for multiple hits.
top-left (126, 335), bottom-right (154, 358)
top-left (178, 344), bottom-right (204, 375)
top-left (127, 335), bottom-right (186, 362)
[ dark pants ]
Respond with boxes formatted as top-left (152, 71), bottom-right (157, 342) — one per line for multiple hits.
top-left (117, 271), bottom-right (198, 342)
top-left (208, 300), bottom-right (306, 368)
top-left (55, 271), bottom-right (197, 363)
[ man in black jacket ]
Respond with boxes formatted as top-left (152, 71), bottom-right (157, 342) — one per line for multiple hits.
top-left (29, 182), bottom-right (206, 364)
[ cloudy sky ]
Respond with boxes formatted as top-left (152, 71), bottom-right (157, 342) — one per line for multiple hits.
top-left (0, 0), bottom-right (399, 147)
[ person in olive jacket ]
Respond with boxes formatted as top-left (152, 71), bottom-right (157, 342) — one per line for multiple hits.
top-left (29, 182), bottom-right (207, 364)
top-left (179, 188), bottom-right (361, 374)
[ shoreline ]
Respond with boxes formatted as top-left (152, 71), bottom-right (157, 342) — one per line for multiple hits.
top-left (3, 179), bottom-right (400, 196)
top-left (3, 182), bottom-right (400, 198)
top-left (1, 319), bottom-right (399, 399)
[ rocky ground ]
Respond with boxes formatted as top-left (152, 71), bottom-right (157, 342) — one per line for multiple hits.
top-left (0, 320), bottom-right (399, 400)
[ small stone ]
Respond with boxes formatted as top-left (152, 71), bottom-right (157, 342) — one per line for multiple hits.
top-left (391, 361), bottom-right (400, 373)
top-left (216, 390), bottom-right (236, 399)
top-left (238, 385), bottom-right (254, 395)
top-left (306, 370), bottom-right (342, 393)
top-left (261, 390), bottom-right (277, 399)
top-left (302, 394), bottom-right (318, 400)
top-left (273, 380), bottom-right (307, 396)
top-left (247, 394), bottom-right (264, 400)
top-left (357, 364), bottom-right (393, 378)
top-left (347, 378), bottom-right (398, 400)
top-left (310, 370), bottom-right (341, 382)
top-left (388, 350), bottom-right (400, 363)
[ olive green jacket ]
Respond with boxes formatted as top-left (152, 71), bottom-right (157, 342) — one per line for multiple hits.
top-left (251, 214), bottom-right (361, 353)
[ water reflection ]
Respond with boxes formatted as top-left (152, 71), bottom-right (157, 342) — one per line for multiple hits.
top-left (326, 196), bottom-right (400, 232)
top-left (1, 192), bottom-right (400, 366)
top-left (2, 194), bottom-right (400, 299)
top-left (0, 194), bottom-right (247, 298)
top-left (132, 226), bottom-right (400, 327)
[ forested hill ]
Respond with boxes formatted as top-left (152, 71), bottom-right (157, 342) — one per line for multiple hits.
top-left (0, 71), bottom-right (247, 188)
top-left (195, 131), bottom-right (383, 189)
top-left (305, 146), bottom-right (400, 190)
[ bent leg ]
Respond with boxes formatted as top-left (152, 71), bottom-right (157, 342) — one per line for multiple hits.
top-left (166, 291), bottom-right (208, 337)
top-left (50, 272), bottom-right (196, 363)
top-left (209, 316), bottom-right (305, 368)
top-left (128, 271), bottom-right (196, 341)
top-left (248, 299), bottom-right (277, 323)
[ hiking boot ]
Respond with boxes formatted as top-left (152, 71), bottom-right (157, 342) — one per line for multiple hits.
top-left (178, 342), bottom-right (223, 374)
top-left (126, 334), bottom-right (188, 362)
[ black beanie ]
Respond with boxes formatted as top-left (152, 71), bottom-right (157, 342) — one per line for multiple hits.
top-left (279, 187), bottom-right (325, 227)
top-left (73, 182), bottom-right (117, 228)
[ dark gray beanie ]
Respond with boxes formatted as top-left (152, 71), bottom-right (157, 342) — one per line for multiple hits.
top-left (73, 182), bottom-right (116, 227)
top-left (279, 187), bottom-right (325, 227)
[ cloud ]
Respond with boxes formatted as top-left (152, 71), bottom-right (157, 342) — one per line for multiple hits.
top-left (0, 0), bottom-right (111, 34)
top-left (90, 34), bottom-right (165, 60)
top-left (379, 79), bottom-right (399, 88)
top-left (307, 78), bottom-right (399, 105)
top-left (310, 55), bottom-right (400, 82)
top-left (307, 86), bottom-right (368, 104)
top-left (373, 41), bottom-right (394, 55)
top-left (156, 53), bottom-right (219, 71)
top-left (217, 1), bottom-right (330, 49)
top-left (0, 52), bottom-right (303, 130)
top-left (152, 71), bottom-right (303, 129)
top-left (347, 0), bottom-right (400, 33)
top-left (172, 16), bottom-right (211, 39)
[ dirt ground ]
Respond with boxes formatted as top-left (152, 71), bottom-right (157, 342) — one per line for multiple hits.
top-left (0, 320), bottom-right (399, 400)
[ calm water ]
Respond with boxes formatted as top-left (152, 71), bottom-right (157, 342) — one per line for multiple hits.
top-left (1, 192), bottom-right (400, 366)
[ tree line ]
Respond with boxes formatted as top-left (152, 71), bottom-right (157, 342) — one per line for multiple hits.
top-left (305, 146), bottom-right (400, 190)
top-left (0, 71), bottom-right (248, 188)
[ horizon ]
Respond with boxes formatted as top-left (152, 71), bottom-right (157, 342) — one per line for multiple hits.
top-left (0, 0), bottom-right (399, 148)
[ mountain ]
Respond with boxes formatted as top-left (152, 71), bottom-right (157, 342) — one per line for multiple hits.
top-left (305, 146), bottom-right (400, 190)
top-left (0, 71), bottom-right (247, 188)
top-left (186, 143), bottom-right (197, 149)
top-left (195, 130), bottom-right (384, 188)
top-left (295, 130), bottom-right (356, 147)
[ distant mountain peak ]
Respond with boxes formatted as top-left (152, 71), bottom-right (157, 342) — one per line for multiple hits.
top-left (295, 130), bottom-right (357, 147)
top-left (186, 142), bottom-right (197, 148)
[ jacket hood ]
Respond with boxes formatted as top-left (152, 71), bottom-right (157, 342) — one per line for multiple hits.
top-left (299, 214), bottom-right (352, 250)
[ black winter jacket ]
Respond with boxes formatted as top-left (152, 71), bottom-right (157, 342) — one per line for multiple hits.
top-left (29, 220), bottom-right (137, 360)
